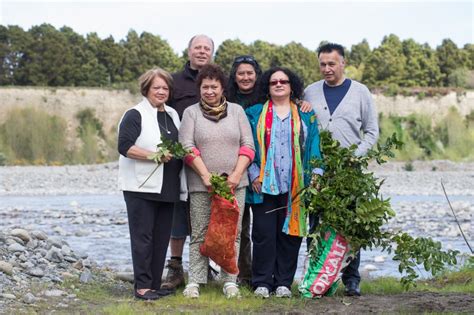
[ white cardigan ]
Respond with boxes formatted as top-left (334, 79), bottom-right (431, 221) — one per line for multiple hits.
top-left (118, 97), bottom-right (188, 201)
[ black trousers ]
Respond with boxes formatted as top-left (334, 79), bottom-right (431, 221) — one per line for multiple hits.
top-left (124, 193), bottom-right (174, 290)
top-left (251, 193), bottom-right (302, 291)
top-left (238, 203), bottom-right (252, 282)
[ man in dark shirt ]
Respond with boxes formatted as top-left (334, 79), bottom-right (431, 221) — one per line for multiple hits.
top-left (161, 34), bottom-right (214, 291)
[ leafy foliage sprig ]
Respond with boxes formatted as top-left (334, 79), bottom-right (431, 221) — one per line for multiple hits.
top-left (305, 130), bottom-right (459, 289)
top-left (209, 173), bottom-right (235, 203)
top-left (139, 136), bottom-right (190, 188)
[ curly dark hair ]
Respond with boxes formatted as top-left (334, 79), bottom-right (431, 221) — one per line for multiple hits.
top-left (260, 67), bottom-right (304, 103)
top-left (226, 55), bottom-right (263, 106)
top-left (196, 64), bottom-right (227, 89)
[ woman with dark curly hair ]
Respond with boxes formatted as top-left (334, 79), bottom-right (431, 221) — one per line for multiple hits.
top-left (245, 67), bottom-right (323, 298)
top-left (179, 64), bottom-right (255, 299)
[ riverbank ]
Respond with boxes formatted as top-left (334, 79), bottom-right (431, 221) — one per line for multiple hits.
top-left (1, 160), bottom-right (473, 196)
top-left (0, 161), bottom-right (473, 313)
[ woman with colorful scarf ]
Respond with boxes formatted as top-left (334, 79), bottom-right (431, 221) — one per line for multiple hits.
top-left (245, 67), bottom-right (323, 298)
top-left (179, 64), bottom-right (255, 299)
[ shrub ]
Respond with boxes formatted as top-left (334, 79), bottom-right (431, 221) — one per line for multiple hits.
top-left (1, 108), bottom-right (68, 164)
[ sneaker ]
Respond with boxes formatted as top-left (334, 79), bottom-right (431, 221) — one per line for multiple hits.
top-left (254, 286), bottom-right (270, 299)
top-left (275, 286), bottom-right (292, 298)
top-left (223, 282), bottom-right (241, 299)
top-left (183, 283), bottom-right (199, 299)
top-left (161, 258), bottom-right (185, 290)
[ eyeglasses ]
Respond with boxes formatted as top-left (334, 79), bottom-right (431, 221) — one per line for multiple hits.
top-left (269, 79), bottom-right (290, 86)
top-left (234, 56), bottom-right (256, 64)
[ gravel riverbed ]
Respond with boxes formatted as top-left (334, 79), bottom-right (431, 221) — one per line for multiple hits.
top-left (0, 161), bottom-right (473, 312)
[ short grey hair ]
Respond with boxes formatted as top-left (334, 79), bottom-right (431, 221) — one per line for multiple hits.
top-left (188, 34), bottom-right (215, 54)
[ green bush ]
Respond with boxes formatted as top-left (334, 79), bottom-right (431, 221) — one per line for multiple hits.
top-left (0, 108), bottom-right (68, 164)
top-left (75, 108), bottom-right (107, 164)
top-left (379, 110), bottom-right (474, 161)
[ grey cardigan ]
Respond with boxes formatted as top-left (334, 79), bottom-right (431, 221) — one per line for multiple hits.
top-left (179, 102), bottom-right (255, 193)
top-left (304, 79), bottom-right (379, 156)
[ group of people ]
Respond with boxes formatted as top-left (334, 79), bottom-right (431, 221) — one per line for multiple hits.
top-left (117, 34), bottom-right (379, 301)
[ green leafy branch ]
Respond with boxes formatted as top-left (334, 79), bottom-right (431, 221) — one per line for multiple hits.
top-left (139, 136), bottom-right (190, 188)
top-left (209, 173), bottom-right (235, 203)
top-left (304, 130), bottom-right (459, 289)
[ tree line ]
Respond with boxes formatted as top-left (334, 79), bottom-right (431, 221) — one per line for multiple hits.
top-left (1, 23), bottom-right (473, 89)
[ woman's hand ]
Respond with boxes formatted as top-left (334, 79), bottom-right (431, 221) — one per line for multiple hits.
top-left (201, 172), bottom-right (211, 188)
top-left (227, 171), bottom-right (242, 190)
top-left (252, 178), bottom-right (262, 194)
top-left (160, 153), bottom-right (173, 163)
top-left (299, 100), bottom-right (312, 113)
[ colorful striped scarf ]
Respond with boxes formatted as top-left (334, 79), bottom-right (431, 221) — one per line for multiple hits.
top-left (256, 100), bottom-right (307, 236)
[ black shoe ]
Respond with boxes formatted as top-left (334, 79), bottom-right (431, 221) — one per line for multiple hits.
top-left (154, 288), bottom-right (176, 297)
top-left (344, 282), bottom-right (361, 297)
top-left (135, 290), bottom-right (160, 300)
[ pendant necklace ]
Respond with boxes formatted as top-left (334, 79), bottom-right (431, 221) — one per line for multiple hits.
top-left (158, 111), bottom-right (171, 134)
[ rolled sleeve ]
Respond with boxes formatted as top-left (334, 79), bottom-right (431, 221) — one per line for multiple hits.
top-left (247, 163), bottom-right (260, 183)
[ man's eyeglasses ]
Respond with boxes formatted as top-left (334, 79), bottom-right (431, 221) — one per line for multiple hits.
top-left (269, 79), bottom-right (290, 86)
top-left (233, 56), bottom-right (256, 64)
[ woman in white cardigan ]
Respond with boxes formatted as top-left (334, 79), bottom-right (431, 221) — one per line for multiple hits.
top-left (118, 68), bottom-right (187, 300)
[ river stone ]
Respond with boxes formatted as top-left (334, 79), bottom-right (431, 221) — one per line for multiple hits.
top-left (74, 251), bottom-right (88, 259)
top-left (6, 237), bottom-right (24, 246)
top-left (1, 293), bottom-right (16, 299)
top-left (26, 240), bottom-right (38, 250)
top-left (26, 267), bottom-right (44, 278)
top-left (72, 261), bottom-right (83, 270)
top-left (43, 289), bottom-right (66, 297)
top-left (79, 269), bottom-right (92, 283)
top-left (23, 293), bottom-right (37, 304)
top-left (363, 264), bottom-right (378, 271)
top-left (53, 226), bottom-right (66, 236)
top-left (36, 249), bottom-right (47, 257)
top-left (47, 236), bottom-right (63, 248)
top-left (61, 245), bottom-right (71, 256)
top-left (45, 248), bottom-right (63, 263)
top-left (10, 229), bottom-right (31, 243)
top-left (8, 243), bottom-right (25, 253)
top-left (30, 230), bottom-right (48, 241)
top-left (82, 259), bottom-right (91, 268)
top-left (64, 256), bottom-right (77, 263)
top-left (18, 254), bottom-right (27, 262)
top-left (0, 261), bottom-right (13, 275)
top-left (20, 262), bottom-right (35, 270)
top-left (74, 229), bottom-right (90, 237)
top-left (115, 272), bottom-right (133, 283)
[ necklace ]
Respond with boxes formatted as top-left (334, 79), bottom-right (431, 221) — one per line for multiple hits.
top-left (157, 111), bottom-right (171, 134)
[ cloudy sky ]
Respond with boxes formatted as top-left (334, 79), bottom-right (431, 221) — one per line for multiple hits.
top-left (1, 0), bottom-right (472, 54)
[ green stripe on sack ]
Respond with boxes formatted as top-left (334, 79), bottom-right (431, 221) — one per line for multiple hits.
top-left (299, 228), bottom-right (337, 298)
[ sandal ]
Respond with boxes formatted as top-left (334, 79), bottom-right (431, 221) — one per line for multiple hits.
top-left (223, 282), bottom-right (241, 299)
top-left (183, 283), bottom-right (200, 298)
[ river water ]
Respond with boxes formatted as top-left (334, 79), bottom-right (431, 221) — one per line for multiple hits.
top-left (1, 193), bottom-right (472, 280)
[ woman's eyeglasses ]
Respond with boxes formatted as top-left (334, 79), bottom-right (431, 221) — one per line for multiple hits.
top-left (269, 79), bottom-right (290, 86)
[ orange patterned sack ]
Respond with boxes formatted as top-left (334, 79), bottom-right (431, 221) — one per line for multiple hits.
top-left (200, 193), bottom-right (240, 275)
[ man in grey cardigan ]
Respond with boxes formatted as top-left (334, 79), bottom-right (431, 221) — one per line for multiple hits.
top-left (304, 43), bottom-right (379, 296)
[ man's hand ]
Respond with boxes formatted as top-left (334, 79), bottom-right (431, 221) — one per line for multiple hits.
top-left (310, 173), bottom-right (321, 191)
top-left (298, 100), bottom-right (312, 113)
